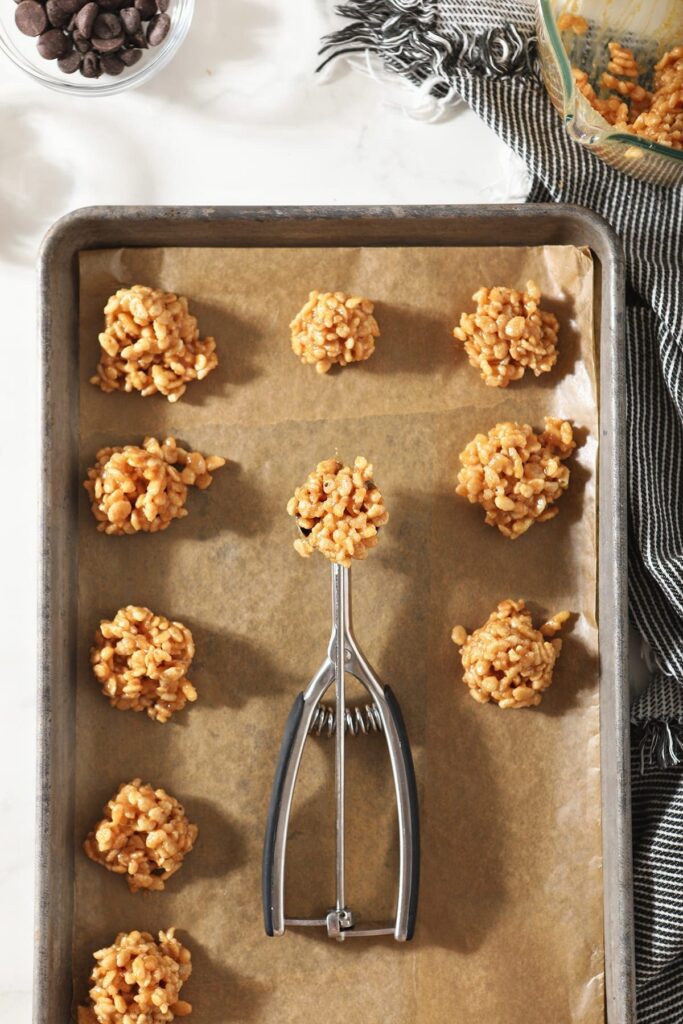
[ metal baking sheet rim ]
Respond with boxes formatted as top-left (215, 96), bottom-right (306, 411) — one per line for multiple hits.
top-left (35, 205), bottom-right (631, 1024)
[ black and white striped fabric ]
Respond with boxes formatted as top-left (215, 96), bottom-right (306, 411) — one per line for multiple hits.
top-left (322, 2), bottom-right (683, 1020)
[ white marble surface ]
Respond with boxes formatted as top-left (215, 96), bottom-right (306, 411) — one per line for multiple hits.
top-left (0, 1), bottom-right (525, 1017)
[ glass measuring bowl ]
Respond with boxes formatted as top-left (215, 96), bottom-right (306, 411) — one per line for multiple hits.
top-left (537, 0), bottom-right (683, 186)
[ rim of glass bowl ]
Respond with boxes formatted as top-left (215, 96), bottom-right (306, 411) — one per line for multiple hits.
top-left (0, 0), bottom-right (194, 97)
top-left (539, 0), bottom-right (683, 164)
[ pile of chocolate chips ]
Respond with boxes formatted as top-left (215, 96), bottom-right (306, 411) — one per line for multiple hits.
top-left (13, 0), bottom-right (172, 79)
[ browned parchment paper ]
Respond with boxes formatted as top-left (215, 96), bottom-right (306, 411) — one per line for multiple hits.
top-left (74, 244), bottom-right (602, 1024)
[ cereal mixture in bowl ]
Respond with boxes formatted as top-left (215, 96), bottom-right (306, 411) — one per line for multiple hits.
top-left (84, 779), bottom-right (198, 892)
top-left (91, 285), bottom-right (218, 402)
top-left (456, 418), bottom-right (575, 538)
top-left (453, 280), bottom-right (560, 388)
top-left (290, 291), bottom-right (379, 373)
top-left (560, 16), bottom-right (683, 150)
top-left (83, 435), bottom-right (225, 535)
top-left (91, 606), bottom-right (196, 723)
top-left (287, 456), bottom-right (388, 566)
top-left (452, 599), bottom-right (570, 709)
top-left (83, 927), bottom-right (192, 1023)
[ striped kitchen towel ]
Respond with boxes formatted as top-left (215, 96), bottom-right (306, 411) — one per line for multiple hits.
top-left (320, 2), bottom-right (683, 1021)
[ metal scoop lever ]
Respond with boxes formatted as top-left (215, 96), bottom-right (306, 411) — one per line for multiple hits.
top-left (262, 562), bottom-right (420, 941)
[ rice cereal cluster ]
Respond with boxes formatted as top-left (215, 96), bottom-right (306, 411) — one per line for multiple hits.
top-left (290, 291), bottom-right (380, 373)
top-left (84, 779), bottom-right (198, 893)
top-left (453, 280), bottom-right (560, 387)
top-left (560, 16), bottom-right (683, 150)
top-left (287, 456), bottom-right (388, 566)
top-left (92, 606), bottom-right (197, 723)
top-left (83, 436), bottom-right (225, 535)
top-left (456, 418), bottom-right (575, 538)
top-left (85, 928), bottom-right (192, 1024)
top-left (91, 285), bottom-right (218, 402)
top-left (451, 599), bottom-right (570, 709)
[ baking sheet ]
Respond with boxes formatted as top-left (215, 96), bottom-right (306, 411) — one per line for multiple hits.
top-left (74, 243), bottom-right (602, 1024)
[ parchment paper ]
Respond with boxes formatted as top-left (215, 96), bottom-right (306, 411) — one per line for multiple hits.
top-left (74, 244), bottom-right (602, 1024)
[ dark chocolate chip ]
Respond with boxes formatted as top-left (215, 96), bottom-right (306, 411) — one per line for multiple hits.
top-left (54, 0), bottom-right (87, 12)
top-left (80, 50), bottom-right (101, 76)
top-left (37, 27), bottom-right (69, 59)
top-left (93, 12), bottom-right (120, 38)
top-left (146, 12), bottom-right (169, 46)
top-left (91, 31), bottom-right (124, 51)
top-left (119, 7), bottom-right (140, 34)
top-left (72, 29), bottom-right (92, 51)
top-left (128, 27), bottom-right (147, 48)
top-left (119, 46), bottom-right (142, 66)
top-left (46, 1), bottom-right (72, 28)
top-left (100, 52), bottom-right (125, 74)
top-left (75, 2), bottom-right (97, 38)
top-left (134, 0), bottom-right (156, 19)
top-left (15, 1), bottom-right (48, 37)
top-left (57, 49), bottom-right (82, 72)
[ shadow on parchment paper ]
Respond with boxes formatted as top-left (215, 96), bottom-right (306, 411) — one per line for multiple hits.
top-left (180, 304), bottom-right (264, 408)
top-left (537, 618), bottom-right (599, 719)
top-left (386, 490), bottom-right (507, 953)
top-left (167, 454), bottom-right (272, 541)
top-left (366, 303), bottom-right (454, 378)
top-left (188, 623), bottom-right (296, 710)
top-left (186, 935), bottom-right (268, 1022)
top-left (183, 797), bottom-right (248, 884)
top-left (510, 289), bottom-right (583, 392)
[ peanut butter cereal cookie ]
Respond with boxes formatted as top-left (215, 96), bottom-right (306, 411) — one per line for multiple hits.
top-left (452, 599), bottom-right (570, 708)
top-left (453, 281), bottom-right (559, 388)
top-left (456, 418), bottom-right (575, 538)
top-left (91, 606), bottom-right (196, 723)
top-left (290, 291), bottom-right (379, 373)
top-left (288, 456), bottom-right (388, 566)
top-left (83, 436), bottom-right (225, 535)
top-left (91, 285), bottom-right (218, 402)
top-left (84, 779), bottom-right (198, 893)
top-left (84, 927), bottom-right (192, 1024)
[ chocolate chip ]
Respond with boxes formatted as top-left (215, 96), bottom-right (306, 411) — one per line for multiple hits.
top-left (80, 50), bottom-right (101, 76)
top-left (91, 31), bottom-right (123, 51)
top-left (119, 46), bottom-right (142, 66)
top-left (146, 12), bottom-right (169, 46)
top-left (93, 11), bottom-right (120, 37)
top-left (15, 1), bottom-right (48, 37)
top-left (128, 27), bottom-right (147, 48)
top-left (119, 7), bottom-right (140, 34)
top-left (37, 27), bottom-right (69, 59)
top-left (134, 0), bottom-right (156, 19)
top-left (72, 29), bottom-right (92, 51)
top-left (58, 49), bottom-right (82, 72)
top-left (100, 52), bottom-right (124, 74)
top-left (46, 1), bottom-right (72, 28)
top-left (55, 0), bottom-right (87, 12)
top-left (75, 2), bottom-right (98, 38)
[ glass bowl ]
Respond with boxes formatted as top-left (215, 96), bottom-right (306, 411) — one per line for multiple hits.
top-left (537, 0), bottom-right (683, 186)
top-left (0, 0), bottom-right (194, 96)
